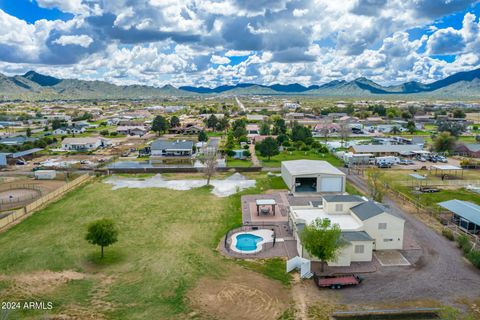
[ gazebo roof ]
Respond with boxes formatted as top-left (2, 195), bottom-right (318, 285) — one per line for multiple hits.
top-left (256, 199), bottom-right (276, 206)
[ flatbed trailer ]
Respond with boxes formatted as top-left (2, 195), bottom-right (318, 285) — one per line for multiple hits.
top-left (313, 274), bottom-right (363, 289)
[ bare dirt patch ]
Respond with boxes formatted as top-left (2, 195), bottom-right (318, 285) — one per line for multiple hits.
top-left (0, 270), bottom-right (85, 296)
top-left (188, 266), bottom-right (291, 320)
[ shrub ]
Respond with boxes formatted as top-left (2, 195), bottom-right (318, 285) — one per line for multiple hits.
top-left (300, 145), bottom-right (311, 151)
top-left (243, 144), bottom-right (249, 150)
top-left (442, 229), bottom-right (454, 241)
top-left (286, 147), bottom-right (296, 152)
top-left (466, 250), bottom-right (480, 268)
top-left (100, 130), bottom-right (109, 136)
top-left (226, 149), bottom-right (235, 157)
top-left (282, 140), bottom-right (291, 147)
top-left (243, 150), bottom-right (251, 157)
top-left (456, 234), bottom-right (472, 254)
top-left (317, 145), bottom-right (329, 153)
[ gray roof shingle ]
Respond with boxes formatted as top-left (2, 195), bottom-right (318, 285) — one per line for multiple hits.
top-left (342, 231), bottom-right (374, 242)
top-left (151, 139), bottom-right (193, 150)
top-left (323, 194), bottom-right (364, 203)
top-left (350, 201), bottom-right (386, 220)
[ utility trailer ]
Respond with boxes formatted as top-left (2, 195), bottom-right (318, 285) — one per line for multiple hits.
top-left (313, 274), bottom-right (363, 289)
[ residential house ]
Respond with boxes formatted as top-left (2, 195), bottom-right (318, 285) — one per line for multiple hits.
top-left (61, 137), bottom-right (109, 151)
top-left (150, 139), bottom-right (194, 158)
top-left (289, 195), bottom-right (405, 266)
top-left (349, 144), bottom-right (422, 156)
top-left (454, 143), bottom-right (480, 158)
top-left (53, 126), bottom-right (86, 135)
top-left (116, 126), bottom-right (148, 136)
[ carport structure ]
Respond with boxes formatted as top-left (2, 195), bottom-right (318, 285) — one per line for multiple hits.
top-left (439, 200), bottom-right (480, 236)
top-left (408, 173), bottom-right (427, 188)
top-left (430, 164), bottom-right (464, 179)
top-left (256, 199), bottom-right (277, 216)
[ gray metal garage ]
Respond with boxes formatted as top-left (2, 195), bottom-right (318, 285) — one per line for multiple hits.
top-left (281, 160), bottom-right (346, 194)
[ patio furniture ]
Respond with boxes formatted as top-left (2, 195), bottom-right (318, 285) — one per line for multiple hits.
top-left (256, 199), bottom-right (277, 216)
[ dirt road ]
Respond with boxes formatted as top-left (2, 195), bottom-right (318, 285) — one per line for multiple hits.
top-left (342, 170), bottom-right (480, 303)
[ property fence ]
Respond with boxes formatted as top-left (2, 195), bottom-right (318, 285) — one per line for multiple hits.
top-left (397, 179), bottom-right (480, 187)
top-left (100, 166), bottom-right (262, 174)
top-left (0, 174), bottom-right (93, 232)
top-left (444, 224), bottom-right (480, 248)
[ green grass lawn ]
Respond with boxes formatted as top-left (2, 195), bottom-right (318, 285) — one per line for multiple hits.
top-left (258, 150), bottom-right (343, 168)
top-left (0, 173), bottom-right (289, 319)
top-left (226, 157), bottom-right (252, 167)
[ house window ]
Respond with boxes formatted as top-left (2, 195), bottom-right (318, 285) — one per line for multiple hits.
top-left (354, 245), bottom-right (364, 254)
top-left (335, 204), bottom-right (343, 212)
top-left (383, 238), bottom-right (393, 242)
top-left (378, 222), bottom-right (387, 230)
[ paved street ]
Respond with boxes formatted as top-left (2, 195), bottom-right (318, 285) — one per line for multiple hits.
top-left (340, 170), bottom-right (480, 303)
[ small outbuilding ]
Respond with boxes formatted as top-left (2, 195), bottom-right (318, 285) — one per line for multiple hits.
top-left (439, 199), bottom-right (480, 235)
top-left (281, 160), bottom-right (346, 194)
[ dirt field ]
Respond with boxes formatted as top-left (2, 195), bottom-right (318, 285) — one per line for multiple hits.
top-left (188, 265), bottom-right (291, 320)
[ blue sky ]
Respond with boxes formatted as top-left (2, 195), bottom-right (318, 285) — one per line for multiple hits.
top-left (0, 0), bottom-right (479, 87)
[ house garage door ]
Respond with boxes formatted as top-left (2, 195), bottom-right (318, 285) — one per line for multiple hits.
top-left (319, 176), bottom-right (343, 192)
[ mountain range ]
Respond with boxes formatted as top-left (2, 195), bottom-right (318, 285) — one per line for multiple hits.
top-left (1, 68), bottom-right (480, 101)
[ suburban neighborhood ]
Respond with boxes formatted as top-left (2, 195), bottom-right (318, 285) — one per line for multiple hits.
top-left (1, 1), bottom-right (480, 319)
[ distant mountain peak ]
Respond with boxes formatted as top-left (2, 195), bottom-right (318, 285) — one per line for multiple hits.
top-left (22, 70), bottom-right (61, 87)
top-left (0, 67), bottom-right (480, 100)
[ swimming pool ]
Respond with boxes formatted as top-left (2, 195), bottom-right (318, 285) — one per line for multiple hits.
top-left (235, 234), bottom-right (263, 251)
top-left (230, 229), bottom-right (275, 254)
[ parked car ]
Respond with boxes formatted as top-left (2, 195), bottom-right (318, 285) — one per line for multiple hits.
top-left (377, 162), bottom-right (392, 168)
top-left (398, 159), bottom-right (414, 165)
top-left (417, 156), bottom-right (427, 162)
top-left (314, 274), bottom-right (363, 289)
top-left (436, 156), bottom-right (448, 163)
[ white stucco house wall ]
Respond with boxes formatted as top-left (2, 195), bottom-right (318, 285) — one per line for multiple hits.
top-left (61, 137), bottom-right (110, 151)
top-left (289, 194), bottom-right (405, 266)
top-left (281, 160), bottom-right (346, 194)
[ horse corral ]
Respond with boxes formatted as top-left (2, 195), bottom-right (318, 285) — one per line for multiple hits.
top-left (0, 178), bottom-right (67, 211)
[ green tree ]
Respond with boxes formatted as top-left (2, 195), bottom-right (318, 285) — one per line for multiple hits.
top-left (401, 111), bottom-right (412, 121)
top-left (291, 124), bottom-right (312, 142)
top-left (300, 218), bottom-right (345, 272)
top-left (198, 130), bottom-right (208, 142)
top-left (391, 126), bottom-right (400, 134)
top-left (272, 118), bottom-right (287, 135)
top-left (26, 128), bottom-right (32, 137)
top-left (452, 109), bottom-right (466, 119)
top-left (216, 117), bottom-right (229, 131)
top-left (51, 119), bottom-right (64, 130)
top-left (256, 137), bottom-right (279, 160)
top-left (406, 120), bottom-right (416, 134)
top-left (366, 168), bottom-right (385, 202)
top-left (224, 131), bottom-right (235, 150)
top-left (259, 121), bottom-right (271, 135)
top-left (207, 115), bottom-right (218, 131)
top-left (170, 116), bottom-right (180, 127)
top-left (433, 132), bottom-right (456, 152)
top-left (152, 115), bottom-right (169, 135)
top-left (233, 126), bottom-right (247, 139)
top-left (85, 219), bottom-right (118, 258)
top-left (276, 133), bottom-right (289, 146)
top-left (437, 120), bottom-right (466, 137)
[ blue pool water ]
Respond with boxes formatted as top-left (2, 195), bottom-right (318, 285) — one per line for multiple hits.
top-left (235, 234), bottom-right (263, 252)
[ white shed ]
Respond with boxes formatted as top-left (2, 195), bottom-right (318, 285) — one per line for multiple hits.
top-left (281, 160), bottom-right (346, 194)
top-left (34, 170), bottom-right (57, 180)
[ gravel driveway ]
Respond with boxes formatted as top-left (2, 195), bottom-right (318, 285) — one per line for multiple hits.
top-left (340, 171), bottom-right (480, 303)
